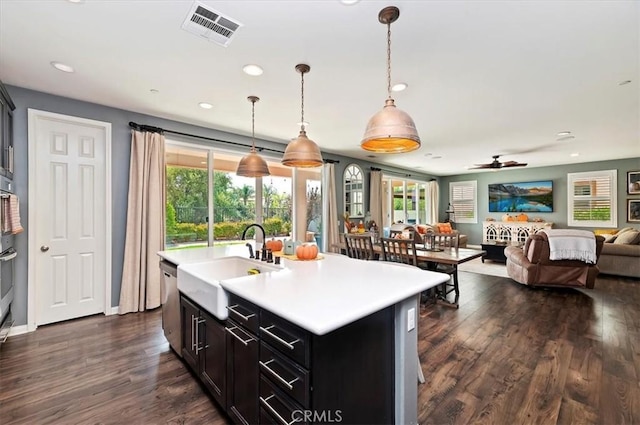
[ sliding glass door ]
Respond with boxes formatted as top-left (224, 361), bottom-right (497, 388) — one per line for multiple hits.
top-left (164, 142), bottom-right (294, 250)
top-left (385, 176), bottom-right (429, 226)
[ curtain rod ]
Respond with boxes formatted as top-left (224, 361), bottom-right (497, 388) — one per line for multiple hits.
top-left (370, 166), bottom-right (411, 177)
top-left (128, 121), bottom-right (339, 164)
top-left (129, 121), bottom-right (285, 155)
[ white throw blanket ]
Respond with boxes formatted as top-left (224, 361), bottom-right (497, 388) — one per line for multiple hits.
top-left (542, 229), bottom-right (597, 264)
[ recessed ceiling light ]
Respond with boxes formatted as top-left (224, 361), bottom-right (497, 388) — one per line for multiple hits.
top-left (199, 102), bottom-right (213, 109)
top-left (424, 153), bottom-right (432, 157)
top-left (557, 131), bottom-right (571, 136)
top-left (431, 156), bottom-right (442, 160)
top-left (150, 89), bottom-right (159, 94)
top-left (50, 61), bottom-right (75, 73)
top-left (570, 153), bottom-right (580, 157)
top-left (391, 83), bottom-right (408, 92)
top-left (242, 64), bottom-right (263, 76)
top-left (367, 155), bottom-right (376, 158)
top-left (619, 80), bottom-right (632, 86)
top-left (340, 0), bottom-right (361, 4)
top-left (67, 0), bottom-right (84, 3)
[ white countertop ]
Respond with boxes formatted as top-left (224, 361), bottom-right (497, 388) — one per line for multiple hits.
top-left (158, 246), bottom-right (449, 335)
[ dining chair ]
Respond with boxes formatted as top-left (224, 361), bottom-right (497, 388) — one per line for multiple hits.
top-left (344, 233), bottom-right (377, 260)
top-left (380, 237), bottom-right (418, 266)
top-left (428, 233), bottom-right (460, 305)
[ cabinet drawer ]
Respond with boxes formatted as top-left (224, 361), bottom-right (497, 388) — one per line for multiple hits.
top-left (227, 294), bottom-right (259, 334)
top-left (259, 375), bottom-right (307, 425)
top-left (260, 342), bottom-right (309, 408)
top-left (260, 311), bottom-right (310, 368)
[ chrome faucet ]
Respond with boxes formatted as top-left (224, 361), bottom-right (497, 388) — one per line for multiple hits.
top-left (241, 223), bottom-right (266, 257)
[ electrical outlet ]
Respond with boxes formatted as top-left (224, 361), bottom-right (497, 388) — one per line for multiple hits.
top-left (407, 308), bottom-right (415, 331)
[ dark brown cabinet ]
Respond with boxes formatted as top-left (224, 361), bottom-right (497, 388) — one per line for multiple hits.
top-left (180, 295), bottom-right (227, 409)
top-left (181, 292), bottom-right (395, 424)
top-left (225, 295), bottom-right (260, 425)
top-left (0, 80), bottom-right (15, 180)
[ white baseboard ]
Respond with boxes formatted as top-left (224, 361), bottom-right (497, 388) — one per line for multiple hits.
top-left (6, 307), bottom-right (119, 339)
top-left (8, 324), bottom-right (30, 337)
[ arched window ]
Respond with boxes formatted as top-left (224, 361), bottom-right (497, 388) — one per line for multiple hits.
top-left (344, 164), bottom-right (364, 218)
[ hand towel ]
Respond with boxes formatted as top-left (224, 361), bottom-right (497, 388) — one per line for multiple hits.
top-left (542, 229), bottom-right (596, 263)
top-left (4, 194), bottom-right (23, 235)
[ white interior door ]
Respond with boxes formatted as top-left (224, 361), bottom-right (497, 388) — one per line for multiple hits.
top-left (28, 109), bottom-right (111, 327)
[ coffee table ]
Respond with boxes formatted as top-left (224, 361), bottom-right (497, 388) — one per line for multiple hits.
top-left (481, 241), bottom-right (521, 262)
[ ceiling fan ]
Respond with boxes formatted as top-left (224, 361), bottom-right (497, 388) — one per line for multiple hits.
top-left (470, 155), bottom-right (527, 170)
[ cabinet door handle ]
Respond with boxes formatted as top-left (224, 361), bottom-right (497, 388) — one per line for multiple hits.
top-left (259, 359), bottom-right (299, 390)
top-left (226, 304), bottom-right (256, 321)
top-left (225, 326), bottom-right (255, 346)
top-left (195, 315), bottom-right (200, 351)
top-left (190, 314), bottom-right (197, 351)
top-left (259, 395), bottom-right (295, 425)
top-left (260, 325), bottom-right (300, 351)
top-left (195, 317), bottom-right (207, 353)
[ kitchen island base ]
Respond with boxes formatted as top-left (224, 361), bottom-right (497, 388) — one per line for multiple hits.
top-left (180, 292), bottom-right (424, 424)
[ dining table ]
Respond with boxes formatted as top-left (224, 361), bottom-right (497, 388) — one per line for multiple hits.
top-left (333, 241), bottom-right (486, 308)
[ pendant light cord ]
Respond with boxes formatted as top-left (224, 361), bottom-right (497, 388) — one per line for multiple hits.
top-left (387, 20), bottom-right (392, 99)
top-left (300, 70), bottom-right (305, 131)
top-left (251, 98), bottom-right (256, 152)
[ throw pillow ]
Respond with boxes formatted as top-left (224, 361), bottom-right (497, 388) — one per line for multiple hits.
top-left (613, 230), bottom-right (640, 245)
top-left (615, 227), bottom-right (635, 235)
top-left (594, 228), bottom-right (618, 235)
top-left (416, 224), bottom-right (429, 235)
top-left (437, 222), bottom-right (453, 234)
top-left (602, 233), bottom-right (617, 243)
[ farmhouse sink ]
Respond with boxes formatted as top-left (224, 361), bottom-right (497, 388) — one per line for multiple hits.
top-left (177, 256), bottom-right (282, 320)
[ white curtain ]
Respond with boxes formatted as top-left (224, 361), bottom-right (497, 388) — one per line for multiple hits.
top-left (323, 163), bottom-right (340, 253)
top-left (119, 130), bottom-right (166, 314)
top-left (426, 180), bottom-right (439, 224)
top-left (369, 170), bottom-right (383, 230)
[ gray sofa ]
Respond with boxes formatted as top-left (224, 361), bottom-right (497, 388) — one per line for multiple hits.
top-left (597, 227), bottom-right (640, 278)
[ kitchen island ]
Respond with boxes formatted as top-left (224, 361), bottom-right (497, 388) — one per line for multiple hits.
top-left (158, 245), bottom-right (448, 425)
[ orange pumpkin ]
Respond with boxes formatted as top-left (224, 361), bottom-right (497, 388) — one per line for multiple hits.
top-left (265, 238), bottom-right (283, 252)
top-left (296, 244), bottom-right (318, 260)
top-left (516, 213), bottom-right (528, 222)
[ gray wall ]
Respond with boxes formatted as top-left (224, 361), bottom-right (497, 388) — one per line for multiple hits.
top-left (439, 157), bottom-right (640, 245)
top-left (6, 85), bottom-right (436, 326)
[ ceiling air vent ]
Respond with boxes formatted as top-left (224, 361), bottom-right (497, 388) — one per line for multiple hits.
top-left (182, 1), bottom-right (243, 47)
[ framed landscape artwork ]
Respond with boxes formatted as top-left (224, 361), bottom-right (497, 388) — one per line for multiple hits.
top-left (629, 199), bottom-right (640, 223)
top-left (488, 180), bottom-right (553, 212)
top-left (629, 171), bottom-right (640, 195)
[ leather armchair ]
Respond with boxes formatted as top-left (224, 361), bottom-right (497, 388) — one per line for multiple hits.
top-left (505, 232), bottom-right (605, 289)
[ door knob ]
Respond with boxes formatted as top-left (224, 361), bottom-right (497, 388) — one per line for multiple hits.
top-left (40, 245), bottom-right (50, 252)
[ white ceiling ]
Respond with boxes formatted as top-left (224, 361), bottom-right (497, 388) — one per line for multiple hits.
top-left (1, 0), bottom-right (638, 176)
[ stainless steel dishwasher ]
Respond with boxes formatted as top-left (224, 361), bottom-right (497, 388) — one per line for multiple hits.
top-left (160, 260), bottom-right (181, 357)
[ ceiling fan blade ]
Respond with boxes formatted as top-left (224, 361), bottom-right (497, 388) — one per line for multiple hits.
top-left (470, 163), bottom-right (493, 169)
top-left (502, 162), bottom-right (527, 168)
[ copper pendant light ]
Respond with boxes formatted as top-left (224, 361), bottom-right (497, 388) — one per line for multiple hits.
top-left (282, 64), bottom-right (323, 168)
top-left (236, 96), bottom-right (271, 177)
top-left (361, 6), bottom-right (421, 153)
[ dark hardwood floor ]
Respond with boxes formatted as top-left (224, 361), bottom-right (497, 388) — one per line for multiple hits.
top-left (1, 271), bottom-right (638, 425)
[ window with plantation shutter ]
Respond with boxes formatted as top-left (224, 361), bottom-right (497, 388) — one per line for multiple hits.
top-left (450, 180), bottom-right (477, 224)
top-left (567, 170), bottom-right (617, 228)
